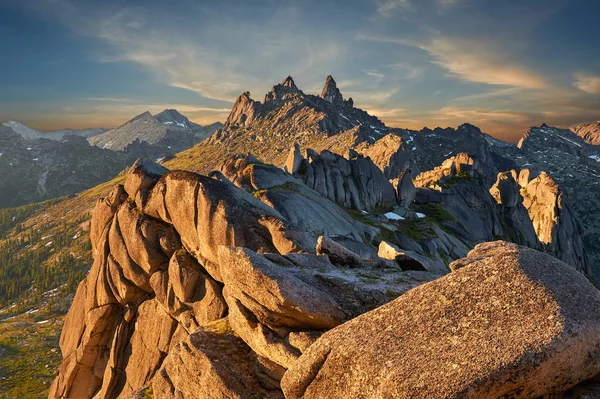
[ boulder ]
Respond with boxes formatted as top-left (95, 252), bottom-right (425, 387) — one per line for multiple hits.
top-left (391, 169), bottom-right (416, 207)
top-left (124, 158), bottom-right (168, 199)
top-left (377, 241), bottom-right (426, 271)
top-left (316, 235), bottom-right (363, 267)
top-left (282, 241), bottom-right (600, 399)
top-left (151, 324), bottom-right (283, 399)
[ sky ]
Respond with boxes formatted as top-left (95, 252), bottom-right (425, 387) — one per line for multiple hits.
top-left (1, 0), bottom-right (599, 141)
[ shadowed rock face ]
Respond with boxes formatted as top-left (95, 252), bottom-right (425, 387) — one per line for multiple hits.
top-left (286, 147), bottom-right (397, 211)
top-left (282, 242), bottom-right (600, 399)
top-left (490, 171), bottom-right (541, 249)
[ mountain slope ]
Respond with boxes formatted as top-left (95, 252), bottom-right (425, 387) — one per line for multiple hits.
top-left (571, 120), bottom-right (600, 145)
top-left (0, 125), bottom-right (135, 208)
top-left (88, 110), bottom-right (222, 157)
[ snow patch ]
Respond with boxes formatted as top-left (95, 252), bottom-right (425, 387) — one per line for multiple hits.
top-left (384, 212), bottom-right (405, 221)
top-left (416, 212), bottom-right (426, 218)
top-left (588, 155), bottom-right (600, 163)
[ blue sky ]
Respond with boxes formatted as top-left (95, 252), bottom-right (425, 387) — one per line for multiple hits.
top-left (1, 0), bottom-right (599, 141)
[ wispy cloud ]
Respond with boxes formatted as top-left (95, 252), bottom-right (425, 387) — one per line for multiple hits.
top-left (419, 37), bottom-right (547, 89)
top-left (376, 0), bottom-right (411, 16)
top-left (573, 73), bottom-right (600, 94)
top-left (84, 97), bottom-right (132, 102)
top-left (20, 0), bottom-right (347, 103)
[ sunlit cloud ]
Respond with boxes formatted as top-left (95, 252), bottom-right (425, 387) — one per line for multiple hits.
top-left (419, 37), bottom-right (548, 89)
top-left (573, 73), bottom-right (600, 94)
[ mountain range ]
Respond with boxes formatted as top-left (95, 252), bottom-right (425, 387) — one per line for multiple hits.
top-left (1, 75), bottom-right (600, 398)
top-left (0, 110), bottom-right (222, 208)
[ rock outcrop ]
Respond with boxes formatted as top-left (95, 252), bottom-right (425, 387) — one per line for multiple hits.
top-left (223, 91), bottom-right (264, 128)
top-left (48, 137), bottom-right (597, 398)
top-left (489, 170), bottom-right (541, 249)
top-left (320, 75), bottom-right (344, 107)
top-left (354, 133), bottom-right (409, 178)
top-left (50, 157), bottom-right (444, 398)
top-left (391, 169), bottom-right (416, 207)
top-left (286, 146), bottom-right (397, 211)
top-left (571, 120), bottom-right (600, 145)
top-left (282, 241), bottom-right (600, 399)
top-left (519, 170), bottom-right (590, 275)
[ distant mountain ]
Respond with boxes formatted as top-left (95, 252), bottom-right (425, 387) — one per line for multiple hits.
top-left (0, 124), bottom-right (135, 208)
top-left (571, 120), bottom-right (600, 145)
top-left (88, 109), bottom-right (222, 157)
top-left (2, 121), bottom-right (107, 141)
top-left (48, 127), bottom-right (108, 139)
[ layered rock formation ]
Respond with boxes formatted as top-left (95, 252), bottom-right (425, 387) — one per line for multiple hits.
top-left (571, 120), bottom-right (600, 145)
top-left (284, 146), bottom-right (397, 211)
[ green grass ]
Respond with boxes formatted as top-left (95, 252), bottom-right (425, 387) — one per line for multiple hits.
top-left (416, 203), bottom-right (457, 224)
top-left (0, 307), bottom-right (65, 399)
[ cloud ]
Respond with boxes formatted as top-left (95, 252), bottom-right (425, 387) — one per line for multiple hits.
top-left (357, 34), bottom-right (546, 89)
top-left (20, 0), bottom-right (347, 103)
top-left (84, 97), bottom-right (132, 102)
top-left (363, 70), bottom-right (385, 79)
top-left (573, 73), bottom-right (600, 94)
top-left (419, 37), bottom-right (547, 88)
top-left (376, 0), bottom-right (411, 16)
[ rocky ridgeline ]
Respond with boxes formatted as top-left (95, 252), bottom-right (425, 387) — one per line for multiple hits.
top-left (51, 140), bottom-right (598, 397)
top-left (412, 152), bottom-right (588, 274)
top-left (205, 75), bottom-right (390, 165)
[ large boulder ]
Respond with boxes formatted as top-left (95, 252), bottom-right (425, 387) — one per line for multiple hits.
top-left (282, 241), bottom-right (600, 399)
top-left (151, 324), bottom-right (283, 399)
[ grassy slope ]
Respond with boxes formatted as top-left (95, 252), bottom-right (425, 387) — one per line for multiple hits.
top-left (0, 175), bottom-right (125, 398)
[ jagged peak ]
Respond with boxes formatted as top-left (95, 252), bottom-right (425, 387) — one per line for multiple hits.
top-left (320, 75), bottom-right (344, 106)
top-left (281, 75), bottom-right (297, 89)
top-left (130, 111), bottom-right (153, 122)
